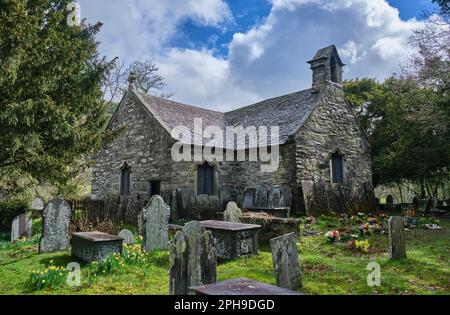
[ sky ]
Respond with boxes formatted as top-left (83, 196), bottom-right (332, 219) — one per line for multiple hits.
top-left (77, 0), bottom-right (438, 111)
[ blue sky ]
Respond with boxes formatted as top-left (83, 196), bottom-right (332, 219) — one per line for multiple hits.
top-left (171, 0), bottom-right (437, 58)
top-left (78, 0), bottom-right (439, 111)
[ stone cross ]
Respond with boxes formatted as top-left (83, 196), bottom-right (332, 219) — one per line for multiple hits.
top-left (223, 202), bottom-right (242, 223)
top-left (118, 229), bottom-right (134, 244)
top-left (11, 214), bottom-right (32, 242)
top-left (270, 233), bottom-right (302, 290)
top-left (169, 221), bottom-right (217, 295)
top-left (39, 198), bottom-right (71, 253)
top-left (142, 195), bottom-right (170, 251)
top-left (389, 216), bottom-right (406, 260)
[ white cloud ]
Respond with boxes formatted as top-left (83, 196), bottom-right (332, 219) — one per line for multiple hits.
top-left (78, 0), bottom-right (233, 60)
top-left (157, 49), bottom-right (260, 111)
top-left (78, 0), bottom-right (424, 110)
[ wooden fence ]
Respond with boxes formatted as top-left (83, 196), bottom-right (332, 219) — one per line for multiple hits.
top-left (68, 196), bottom-right (149, 226)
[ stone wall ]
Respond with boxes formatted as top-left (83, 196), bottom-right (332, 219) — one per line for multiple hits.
top-left (92, 92), bottom-right (190, 201)
top-left (92, 83), bottom-right (375, 219)
top-left (295, 82), bottom-right (375, 215)
top-left (217, 143), bottom-right (299, 213)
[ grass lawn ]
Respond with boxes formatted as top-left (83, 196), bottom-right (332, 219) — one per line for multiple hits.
top-left (0, 215), bottom-right (448, 295)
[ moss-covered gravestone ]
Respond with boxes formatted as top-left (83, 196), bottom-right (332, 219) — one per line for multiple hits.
top-left (39, 198), bottom-right (71, 253)
top-left (270, 233), bottom-right (302, 290)
top-left (389, 216), bottom-right (406, 260)
top-left (223, 202), bottom-right (242, 223)
top-left (142, 195), bottom-right (170, 251)
top-left (169, 221), bottom-right (217, 295)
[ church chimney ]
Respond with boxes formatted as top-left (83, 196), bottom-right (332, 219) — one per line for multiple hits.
top-left (128, 71), bottom-right (137, 92)
top-left (307, 45), bottom-right (345, 90)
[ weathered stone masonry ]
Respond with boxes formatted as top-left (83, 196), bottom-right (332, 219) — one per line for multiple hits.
top-left (91, 45), bottom-right (375, 217)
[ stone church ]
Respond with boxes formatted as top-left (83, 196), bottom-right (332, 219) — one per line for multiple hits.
top-left (91, 45), bottom-right (376, 218)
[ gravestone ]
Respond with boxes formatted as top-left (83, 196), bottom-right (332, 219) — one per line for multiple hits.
top-left (223, 202), bottom-right (242, 223)
top-left (255, 184), bottom-right (270, 207)
top-left (39, 198), bottom-right (71, 253)
top-left (279, 187), bottom-right (293, 208)
top-left (169, 221), bottom-right (217, 295)
top-left (219, 185), bottom-right (233, 210)
top-left (137, 210), bottom-right (143, 236)
top-left (242, 188), bottom-right (256, 209)
top-left (195, 195), bottom-right (220, 220)
top-left (177, 188), bottom-right (197, 219)
top-left (268, 187), bottom-right (282, 208)
top-left (118, 229), bottom-right (134, 244)
top-left (389, 216), bottom-right (406, 260)
top-left (31, 198), bottom-right (44, 210)
top-left (143, 195), bottom-right (170, 251)
top-left (170, 190), bottom-right (179, 221)
top-left (270, 233), bottom-right (302, 290)
top-left (11, 214), bottom-right (32, 242)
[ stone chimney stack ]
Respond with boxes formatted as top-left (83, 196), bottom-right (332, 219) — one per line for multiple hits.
top-left (307, 45), bottom-right (345, 90)
top-left (128, 71), bottom-right (137, 92)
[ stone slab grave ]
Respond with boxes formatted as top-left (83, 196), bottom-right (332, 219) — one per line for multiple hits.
top-left (71, 232), bottom-right (124, 263)
top-left (270, 233), bottom-right (302, 290)
top-left (223, 202), bottom-right (242, 223)
top-left (118, 229), bottom-right (134, 244)
top-left (11, 214), bottom-right (32, 242)
top-left (143, 195), bottom-right (171, 251)
top-left (200, 220), bottom-right (261, 260)
top-left (389, 216), bottom-right (406, 260)
top-left (190, 278), bottom-right (304, 295)
top-left (39, 198), bottom-right (71, 253)
top-left (169, 221), bottom-right (217, 295)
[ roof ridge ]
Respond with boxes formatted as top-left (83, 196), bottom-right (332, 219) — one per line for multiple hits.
top-left (137, 88), bottom-right (313, 114)
top-left (225, 88), bottom-right (314, 115)
top-left (137, 92), bottom-right (224, 114)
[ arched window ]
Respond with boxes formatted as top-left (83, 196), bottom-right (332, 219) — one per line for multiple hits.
top-left (197, 163), bottom-right (214, 195)
top-left (120, 163), bottom-right (131, 195)
top-left (331, 152), bottom-right (344, 184)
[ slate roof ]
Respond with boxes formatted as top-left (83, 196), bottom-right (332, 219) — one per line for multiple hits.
top-left (134, 88), bottom-right (321, 149)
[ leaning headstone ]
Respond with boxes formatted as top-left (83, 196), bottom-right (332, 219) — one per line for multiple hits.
top-left (39, 198), bottom-right (71, 253)
top-left (118, 229), bottom-right (134, 244)
top-left (11, 214), bottom-right (32, 242)
top-left (223, 202), bottom-right (242, 223)
top-left (143, 195), bottom-right (170, 251)
top-left (389, 216), bottom-right (406, 260)
top-left (169, 221), bottom-right (217, 295)
top-left (31, 198), bottom-right (44, 210)
top-left (270, 233), bottom-right (302, 290)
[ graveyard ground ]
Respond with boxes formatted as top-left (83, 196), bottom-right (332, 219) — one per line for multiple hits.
top-left (0, 215), bottom-right (449, 295)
